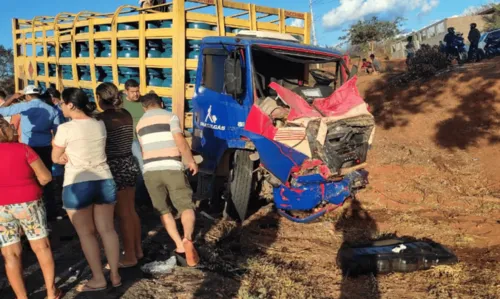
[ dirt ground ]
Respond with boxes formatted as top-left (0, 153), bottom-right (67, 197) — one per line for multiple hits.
top-left (1, 58), bottom-right (499, 299)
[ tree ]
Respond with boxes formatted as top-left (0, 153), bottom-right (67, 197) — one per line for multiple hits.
top-left (339, 17), bottom-right (404, 52)
top-left (462, 2), bottom-right (498, 16)
top-left (484, 4), bottom-right (500, 30)
top-left (0, 45), bottom-right (14, 95)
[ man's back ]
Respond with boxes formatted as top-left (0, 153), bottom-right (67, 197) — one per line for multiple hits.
top-left (468, 28), bottom-right (481, 44)
top-left (136, 108), bottom-right (183, 173)
top-left (444, 33), bottom-right (455, 45)
top-left (0, 99), bottom-right (61, 147)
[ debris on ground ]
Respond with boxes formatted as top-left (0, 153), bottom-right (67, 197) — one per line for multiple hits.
top-left (141, 256), bottom-right (177, 276)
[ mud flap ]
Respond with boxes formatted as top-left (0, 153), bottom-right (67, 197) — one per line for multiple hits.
top-left (337, 238), bottom-right (458, 276)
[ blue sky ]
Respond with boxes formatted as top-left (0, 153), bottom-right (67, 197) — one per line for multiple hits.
top-left (0, 0), bottom-right (493, 48)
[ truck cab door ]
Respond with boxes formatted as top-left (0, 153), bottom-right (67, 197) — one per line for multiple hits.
top-left (191, 45), bottom-right (251, 173)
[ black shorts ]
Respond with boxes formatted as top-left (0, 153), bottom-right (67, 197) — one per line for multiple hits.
top-left (108, 155), bottom-right (139, 191)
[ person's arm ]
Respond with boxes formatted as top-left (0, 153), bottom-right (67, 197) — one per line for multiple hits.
top-left (30, 159), bottom-right (52, 186)
top-left (52, 125), bottom-right (69, 164)
top-left (10, 114), bottom-right (20, 130)
top-left (170, 115), bottom-right (198, 175)
top-left (51, 110), bottom-right (62, 135)
top-left (25, 145), bottom-right (52, 186)
top-left (173, 132), bottom-right (198, 175)
top-left (0, 93), bottom-right (23, 108)
top-left (0, 100), bottom-right (30, 117)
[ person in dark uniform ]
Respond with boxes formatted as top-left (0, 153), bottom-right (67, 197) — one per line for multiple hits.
top-left (443, 27), bottom-right (456, 56)
top-left (468, 23), bottom-right (481, 61)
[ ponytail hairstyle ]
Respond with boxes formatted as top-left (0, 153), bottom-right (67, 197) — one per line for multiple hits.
top-left (96, 82), bottom-right (122, 108)
top-left (61, 88), bottom-right (97, 116)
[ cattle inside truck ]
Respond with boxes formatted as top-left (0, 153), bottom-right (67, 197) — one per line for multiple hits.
top-left (192, 31), bottom-right (375, 223)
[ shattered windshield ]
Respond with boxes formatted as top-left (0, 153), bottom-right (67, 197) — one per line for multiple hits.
top-left (251, 45), bottom-right (346, 104)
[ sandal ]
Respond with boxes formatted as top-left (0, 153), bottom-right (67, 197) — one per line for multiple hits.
top-left (182, 239), bottom-right (200, 267)
top-left (172, 250), bottom-right (188, 267)
top-left (45, 288), bottom-right (64, 299)
top-left (112, 281), bottom-right (122, 288)
top-left (75, 282), bottom-right (107, 293)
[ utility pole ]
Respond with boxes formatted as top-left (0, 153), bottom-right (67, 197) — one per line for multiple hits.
top-left (309, 0), bottom-right (317, 45)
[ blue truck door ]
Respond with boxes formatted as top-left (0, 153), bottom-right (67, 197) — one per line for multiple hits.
top-left (191, 45), bottom-right (250, 173)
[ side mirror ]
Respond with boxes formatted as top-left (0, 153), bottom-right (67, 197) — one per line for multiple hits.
top-left (224, 51), bottom-right (244, 103)
top-left (348, 65), bottom-right (358, 80)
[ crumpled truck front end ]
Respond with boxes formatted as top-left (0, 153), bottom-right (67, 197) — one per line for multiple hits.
top-left (242, 77), bottom-right (375, 223)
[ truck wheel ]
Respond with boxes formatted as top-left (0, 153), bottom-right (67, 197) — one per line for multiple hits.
top-left (224, 150), bottom-right (255, 221)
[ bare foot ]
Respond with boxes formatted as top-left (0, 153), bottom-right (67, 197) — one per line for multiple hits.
top-left (183, 239), bottom-right (200, 267)
top-left (105, 259), bottom-right (137, 270)
top-left (47, 288), bottom-right (63, 299)
top-left (120, 256), bottom-right (138, 266)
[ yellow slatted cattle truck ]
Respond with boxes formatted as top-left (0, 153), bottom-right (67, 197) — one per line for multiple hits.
top-left (11, 0), bottom-right (311, 130)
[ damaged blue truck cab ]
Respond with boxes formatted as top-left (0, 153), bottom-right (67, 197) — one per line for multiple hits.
top-left (191, 32), bottom-right (375, 223)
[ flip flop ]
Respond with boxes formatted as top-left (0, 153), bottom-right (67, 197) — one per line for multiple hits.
top-left (172, 250), bottom-right (188, 267)
top-left (76, 282), bottom-right (107, 293)
top-left (182, 239), bottom-right (200, 267)
top-left (112, 281), bottom-right (123, 288)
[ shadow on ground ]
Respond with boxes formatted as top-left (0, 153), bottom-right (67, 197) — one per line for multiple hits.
top-left (363, 58), bottom-right (500, 150)
top-left (335, 197), bottom-right (380, 299)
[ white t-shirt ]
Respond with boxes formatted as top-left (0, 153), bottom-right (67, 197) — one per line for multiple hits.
top-left (53, 118), bottom-right (113, 187)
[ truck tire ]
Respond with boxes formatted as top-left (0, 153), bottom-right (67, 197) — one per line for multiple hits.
top-left (225, 150), bottom-right (254, 221)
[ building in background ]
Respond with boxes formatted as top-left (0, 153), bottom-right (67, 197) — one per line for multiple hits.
top-left (390, 10), bottom-right (493, 59)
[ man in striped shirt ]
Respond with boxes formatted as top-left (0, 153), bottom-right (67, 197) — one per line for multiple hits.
top-left (136, 92), bottom-right (199, 267)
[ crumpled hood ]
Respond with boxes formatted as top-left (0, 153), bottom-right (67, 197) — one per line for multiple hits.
top-left (243, 76), bottom-right (375, 184)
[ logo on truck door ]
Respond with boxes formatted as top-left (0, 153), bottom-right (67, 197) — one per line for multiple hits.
top-left (200, 105), bottom-right (226, 131)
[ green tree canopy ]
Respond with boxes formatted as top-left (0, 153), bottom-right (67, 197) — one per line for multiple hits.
top-left (0, 46), bottom-right (14, 94)
top-left (484, 4), bottom-right (500, 30)
top-left (340, 16), bottom-right (404, 47)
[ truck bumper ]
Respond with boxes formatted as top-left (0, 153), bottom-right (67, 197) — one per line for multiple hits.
top-left (273, 170), bottom-right (369, 213)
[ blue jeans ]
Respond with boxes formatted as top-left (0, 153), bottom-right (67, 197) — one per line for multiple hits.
top-left (131, 140), bottom-right (151, 205)
top-left (131, 140), bottom-right (144, 173)
top-left (62, 179), bottom-right (117, 210)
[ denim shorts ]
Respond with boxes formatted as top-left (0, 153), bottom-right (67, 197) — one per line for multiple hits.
top-left (62, 179), bottom-right (117, 210)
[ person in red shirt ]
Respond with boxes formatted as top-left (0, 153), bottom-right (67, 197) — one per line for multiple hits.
top-left (361, 58), bottom-right (374, 74)
top-left (0, 117), bottom-right (62, 299)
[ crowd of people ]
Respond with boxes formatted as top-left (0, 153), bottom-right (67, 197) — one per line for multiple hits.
top-left (0, 79), bottom-right (200, 298)
top-left (406, 23), bottom-right (482, 64)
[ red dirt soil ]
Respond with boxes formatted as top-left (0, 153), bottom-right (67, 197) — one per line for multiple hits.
top-left (186, 58), bottom-right (500, 299)
top-left (3, 58), bottom-right (498, 299)
top-left (109, 58), bottom-right (500, 298)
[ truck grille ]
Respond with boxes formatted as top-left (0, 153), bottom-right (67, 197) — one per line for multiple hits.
top-left (306, 116), bottom-right (375, 174)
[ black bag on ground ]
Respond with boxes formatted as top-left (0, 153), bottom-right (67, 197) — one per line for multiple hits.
top-left (337, 238), bottom-right (458, 277)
